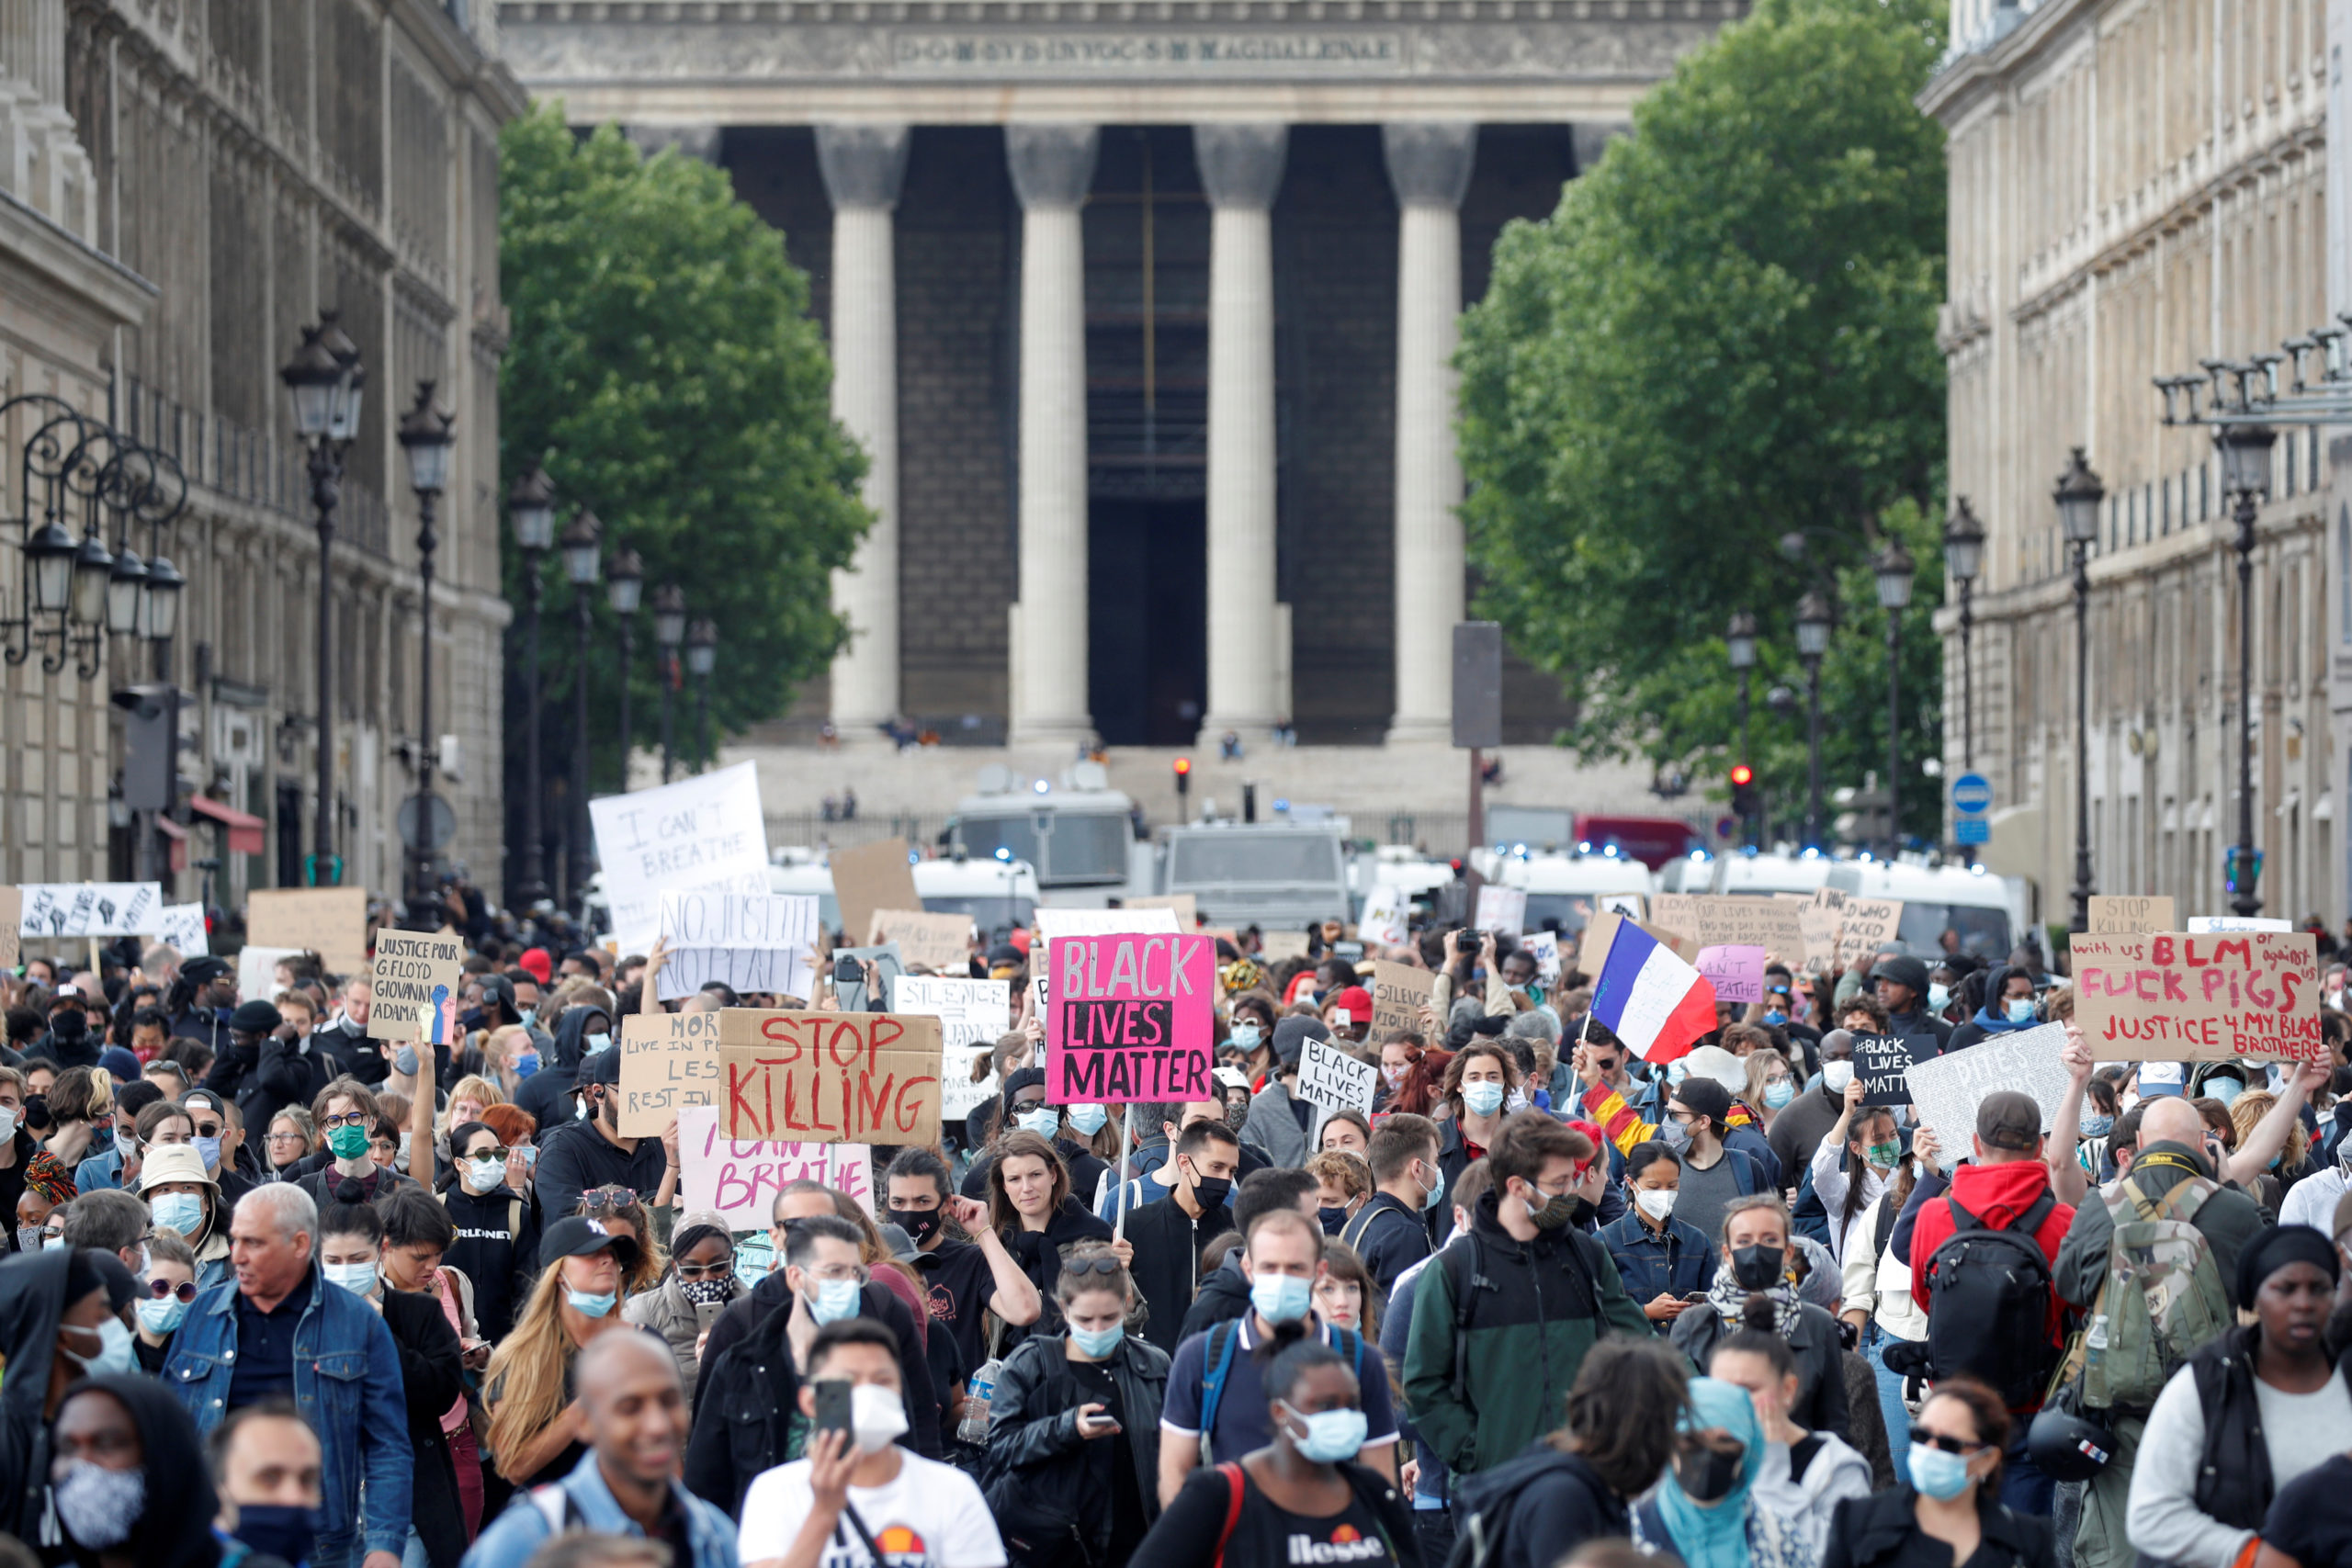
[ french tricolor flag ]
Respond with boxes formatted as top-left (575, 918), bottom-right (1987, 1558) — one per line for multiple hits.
top-left (1580, 911), bottom-right (1719, 1065)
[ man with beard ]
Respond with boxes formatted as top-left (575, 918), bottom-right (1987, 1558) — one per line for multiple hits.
top-left (533, 1047), bottom-right (673, 1225)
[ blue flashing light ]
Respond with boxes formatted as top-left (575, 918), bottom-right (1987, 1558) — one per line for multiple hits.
top-left (1968, 862), bottom-right (1986, 875)
top-left (993, 846), bottom-right (1012, 862)
top-left (1033, 778), bottom-right (1051, 794)
top-left (1577, 840), bottom-right (1593, 854)
top-left (1273, 798), bottom-right (1290, 812)
top-left (1510, 842), bottom-right (1528, 857)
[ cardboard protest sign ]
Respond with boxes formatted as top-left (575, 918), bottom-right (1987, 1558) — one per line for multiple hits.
top-left (870, 908), bottom-right (974, 974)
top-left (367, 930), bottom-right (464, 1043)
top-left (1600, 893), bottom-right (1646, 921)
top-left (588, 762), bottom-right (771, 957)
top-left (1474, 886), bottom-right (1527, 935)
top-left (2087, 896), bottom-right (2176, 934)
top-left (1850, 1032), bottom-right (1926, 1106)
top-left (247, 887), bottom-right (368, 974)
top-left (617, 1010), bottom-right (722, 1136)
top-left (2186, 916), bottom-right (2294, 933)
top-left (1797, 890), bottom-right (1845, 973)
top-left (1125, 893), bottom-right (1198, 925)
top-left (657, 892), bottom-right (819, 1002)
top-left (1260, 930), bottom-right (1311, 963)
top-left (1297, 1035), bottom-right (1377, 1115)
top-left (155, 903), bottom-right (207, 957)
top-left (0, 889), bottom-right (17, 971)
top-left (1525, 931), bottom-right (1563, 985)
top-left (1369, 961), bottom-right (1434, 1041)
top-left (236, 946), bottom-right (301, 1003)
top-left (891, 974), bottom-right (1012, 1122)
top-left (1651, 896), bottom-right (1805, 964)
top-left (1695, 944), bottom-right (1767, 1005)
top-left (677, 1104), bottom-right (872, 1226)
top-left (1358, 885), bottom-right (1409, 948)
top-left (1833, 898), bottom-right (1905, 966)
top-left (1030, 907), bottom-right (1182, 1018)
top-left (1046, 931), bottom-right (1215, 1104)
top-left (1905, 1022), bottom-right (2072, 1168)
top-left (830, 839), bottom-right (922, 953)
top-left (19, 883), bottom-right (163, 942)
top-left (718, 1009), bottom-right (944, 1145)
top-left (2072, 931), bottom-right (2323, 1062)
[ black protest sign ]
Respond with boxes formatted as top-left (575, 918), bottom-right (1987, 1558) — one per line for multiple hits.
top-left (1851, 1033), bottom-right (1927, 1106)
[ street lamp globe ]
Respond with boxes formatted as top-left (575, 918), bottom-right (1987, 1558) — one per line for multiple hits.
top-left (2052, 447), bottom-right (2106, 545)
top-left (606, 547), bottom-right (644, 616)
top-left (107, 547), bottom-right (147, 637)
top-left (277, 325), bottom-right (345, 440)
top-left (560, 509), bottom-right (603, 587)
top-left (68, 533), bottom-right (112, 629)
top-left (396, 381), bottom-right (455, 497)
top-left (1943, 497), bottom-right (1985, 586)
top-left (653, 583), bottom-right (687, 649)
top-left (1871, 539), bottom-right (1916, 613)
top-left (508, 464), bottom-right (557, 552)
top-left (141, 554), bottom-right (183, 643)
top-left (317, 312), bottom-right (364, 443)
top-left (1724, 611), bottom-right (1758, 672)
top-left (2215, 423), bottom-right (2278, 501)
top-left (1794, 591), bottom-right (1832, 660)
top-left (684, 618), bottom-right (718, 678)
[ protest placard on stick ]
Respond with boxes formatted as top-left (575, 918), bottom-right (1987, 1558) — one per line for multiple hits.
top-left (1905, 1023), bottom-right (2072, 1168)
top-left (1474, 886), bottom-right (1527, 935)
top-left (1046, 931), bottom-right (1215, 1104)
top-left (1297, 1036), bottom-right (1377, 1116)
top-left (1370, 961), bottom-right (1434, 1041)
top-left (2072, 931), bottom-right (2323, 1062)
top-left (1851, 1033), bottom-right (1926, 1106)
top-left (870, 909), bottom-right (974, 973)
top-left (368, 930), bottom-right (463, 1043)
top-left (831, 840), bottom-right (922, 953)
top-left (657, 891), bottom-right (819, 1002)
top-left (1696, 944), bottom-right (1767, 1005)
top-left (718, 1010), bottom-right (943, 1145)
top-left (1651, 896), bottom-right (1805, 964)
top-left (589, 763), bottom-right (771, 957)
top-left (1833, 899), bottom-right (1905, 966)
top-left (892, 975), bottom-right (1012, 1121)
top-left (618, 1010), bottom-right (723, 1136)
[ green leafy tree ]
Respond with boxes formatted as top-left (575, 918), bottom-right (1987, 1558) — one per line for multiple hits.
top-left (1457, 0), bottom-right (1949, 840)
top-left (500, 107), bottom-right (868, 789)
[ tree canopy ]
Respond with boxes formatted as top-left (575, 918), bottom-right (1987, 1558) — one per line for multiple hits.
top-left (1457, 0), bottom-right (1949, 840)
top-left (500, 107), bottom-right (868, 784)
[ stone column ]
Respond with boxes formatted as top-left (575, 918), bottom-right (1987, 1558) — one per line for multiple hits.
top-left (1195, 122), bottom-right (1288, 746)
top-left (816, 123), bottom-right (910, 739)
top-left (1383, 122), bottom-right (1476, 744)
top-left (1006, 124), bottom-right (1099, 744)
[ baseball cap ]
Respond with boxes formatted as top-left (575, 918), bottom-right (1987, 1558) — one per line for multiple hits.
top-left (1329, 986), bottom-right (1374, 1022)
top-left (1672, 1077), bottom-right (1734, 1130)
top-left (180, 955), bottom-right (232, 987)
top-left (579, 1047), bottom-right (622, 1088)
top-left (539, 1214), bottom-right (641, 1270)
top-left (2136, 1061), bottom-right (2188, 1098)
top-left (1975, 1089), bottom-right (2043, 1152)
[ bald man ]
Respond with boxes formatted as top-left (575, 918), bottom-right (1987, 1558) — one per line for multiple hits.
top-left (462, 1332), bottom-right (739, 1568)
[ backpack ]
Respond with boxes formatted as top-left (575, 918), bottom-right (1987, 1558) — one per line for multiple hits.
top-left (1340, 1198), bottom-right (1417, 1261)
top-left (2075, 1175), bottom-right (2232, 1414)
top-left (1197, 1318), bottom-right (1365, 1461)
top-left (1922, 1189), bottom-right (2060, 1408)
top-left (1442, 1445), bottom-right (1607, 1568)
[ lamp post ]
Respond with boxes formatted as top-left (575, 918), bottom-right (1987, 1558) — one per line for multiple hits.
top-left (653, 583), bottom-right (686, 783)
top-left (2216, 422), bottom-right (2278, 916)
top-left (1872, 540), bottom-right (1916, 859)
top-left (397, 382), bottom-right (455, 918)
top-left (1943, 498), bottom-right (1985, 770)
top-left (606, 547), bottom-right (642, 793)
top-left (278, 310), bottom-right (364, 886)
top-left (685, 618), bottom-right (717, 772)
top-left (1726, 611), bottom-right (1757, 845)
top-left (2052, 448), bottom-right (2105, 931)
top-left (1796, 591), bottom-right (1830, 849)
top-left (509, 464), bottom-right (556, 906)
top-left (561, 509), bottom-right (603, 910)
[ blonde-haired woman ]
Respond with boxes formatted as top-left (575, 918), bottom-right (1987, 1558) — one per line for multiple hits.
top-left (482, 1216), bottom-right (639, 1485)
top-left (435, 1074), bottom-right (507, 1166)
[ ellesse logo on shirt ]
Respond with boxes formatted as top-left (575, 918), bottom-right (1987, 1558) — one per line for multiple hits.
top-left (1288, 1524), bottom-right (1388, 1563)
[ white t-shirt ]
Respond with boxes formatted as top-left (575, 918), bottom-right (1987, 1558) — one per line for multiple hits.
top-left (737, 1450), bottom-right (1009, 1568)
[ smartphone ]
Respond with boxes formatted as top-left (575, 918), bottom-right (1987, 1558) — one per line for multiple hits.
top-left (813, 1378), bottom-right (854, 1438)
top-left (1683, 1292), bottom-right (1710, 1304)
top-left (693, 1298), bottom-right (730, 1334)
top-left (1330, 1008), bottom-right (1352, 1028)
top-left (833, 954), bottom-right (868, 1012)
top-left (1083, 1410), bottom-right (1122, 1435)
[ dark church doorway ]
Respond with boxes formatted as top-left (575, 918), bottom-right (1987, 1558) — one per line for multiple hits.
top-left (1088, 500), bottom-right (1205, 745)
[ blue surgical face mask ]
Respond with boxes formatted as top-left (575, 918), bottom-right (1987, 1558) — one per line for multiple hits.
top-left (1069, 1322), bottom-right (1125, 1359)
top-left (149, 1192), bottom-right (205, 1236)
top-left (565, 1287), bottom-right (618, 1319)
top-left (2080, 1112), bottom-right (2114, 1139)
top-left (1418, 1159), bottom-right (1447, 1212)
top-left (519, 1008), bottom-right (538, 1029)
top-left (192, 1134), bottom-right (222, 1171)
top-left (514, 1051), bottom-right (540, 1078)
top-left (1762, 1079), bottom-right (1795, 1110)
top-left (1908, 1442), bottom-right (1976, 1501)
top-left (2210, 1077), bottom-right (2245, 1107)
top-left (1763, 1010), bottom-right (1788, 1026)
top-left (1067, 1103), bottom-right (1109, 1137)
top-left (1667, 1061), bottom-right (1690, 1087)
top-left (1228, 1023), bottom-right (1263, 1053)
top-left (2006, 998), bottom-right (2038, 1024)
top-left (136, 1294), bottom-right (188, 1335)
top-left (1250, 1272), bottom-right (1313, 1325)
top-left (1016, 1107), bottom-right (1061, 1139)
top-left (1461, 1082), bottom-right (1505, 1118)
top-left (806, 1276), bottom-right (862, 1324)
top-left (324, 1260), bottom-right (379, 1296)
top-left (583, 1032), bottom-right (611, 1055)
top-left (61, 1315), bottom-right (136, 1379)
top-left (1928, 983), bottom-right (1951, 1012)
top-left (1280, 1401), bottom-right (1370, 1464)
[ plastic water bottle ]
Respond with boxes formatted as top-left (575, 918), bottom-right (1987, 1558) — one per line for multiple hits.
top-left (960, 1359), bottom-right (1001, 1445)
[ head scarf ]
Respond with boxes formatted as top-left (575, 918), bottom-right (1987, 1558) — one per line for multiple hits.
top-left (2236, 1222), bottom-right (2341, 1310)
top-left (1654, 1376), bottom-right (1765, 1568)
top-left (54, 1372), bottom-right (221, 1568)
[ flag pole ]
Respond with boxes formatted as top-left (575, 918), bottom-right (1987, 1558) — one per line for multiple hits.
top-left (1116, 1102), bottom-right (1135, 1242)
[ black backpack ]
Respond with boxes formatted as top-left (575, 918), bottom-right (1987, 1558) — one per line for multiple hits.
top-left (1922, 1190), bottom-right (2060, 1407)
top-left (1445, 1447), bottom-right (1615, 1568)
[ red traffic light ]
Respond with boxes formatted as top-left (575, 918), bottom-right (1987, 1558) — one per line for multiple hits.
top-left (1729, 762), bottom-right (1755, 787)
top-left (1172, 757), bottom-right (1192, 776)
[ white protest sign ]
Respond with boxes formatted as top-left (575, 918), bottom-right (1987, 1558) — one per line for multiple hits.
top-left (892, 974), bottom-right (1013, 1121)
top-left (589, 762), bottom-right (771, 958)
top-left (1296, 1035), bottom-right (1378, 1116)
top-left (156, 903), bottom-right (209, 957)
top-left (1600, 893), bottom-right (1647, 921)
top-left (1474, 886), bottom-right (1527, 935)
top-left (236, 946), bottom-right (303, 1004)
top-left (656, 891), bottom-right (819, 1002)
top-left (17, 883), bottom-right (162, 939)
top-left (2186, 916), bottom-right (2294, 933)
top-left (676, 1103), bottom-right (873, 1225)
top-left (1358, 885), bottom-right (1410, 948)
top-left (1525, 931), bottom-right (1562, 985)
top-left (1903, 1021), bottom-right (2072, 1171)
top-left (1030, 907), bottom-right (1180, 1017)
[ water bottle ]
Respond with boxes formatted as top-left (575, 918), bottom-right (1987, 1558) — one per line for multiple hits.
top-left (960, 1358), bottom-right (1001, 1445)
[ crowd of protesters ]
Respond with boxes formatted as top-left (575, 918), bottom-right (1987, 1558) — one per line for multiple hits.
top-left (6, 890), bottom-right (2352, 1568)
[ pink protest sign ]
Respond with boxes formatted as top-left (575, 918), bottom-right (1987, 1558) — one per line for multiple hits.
top-left (1046, 931), bottom-right (1216, 1104)
top-left (1696, 944), bottom-right (1768, 1005)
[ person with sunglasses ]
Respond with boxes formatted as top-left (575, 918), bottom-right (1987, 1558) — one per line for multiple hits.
top-left (981, 1243), bottom-right (1169, 1566)
top-left (577, 1186), bottom-right (665, 1298)
top-left (624, 1207), bottom-right (741, 1415)
top-left (437, 1119), bottom-right (539, 1343)
top-left (134, 1229), bottom-right (199, 1371)
top-left (1823, 1375), bottom-right (2054, 1568)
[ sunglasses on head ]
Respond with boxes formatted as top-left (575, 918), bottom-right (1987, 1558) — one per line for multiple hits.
top-left (581, 1187), bottom-right (639, 1211)
top-left (1063, 1257), bottom-right (1122, 1278)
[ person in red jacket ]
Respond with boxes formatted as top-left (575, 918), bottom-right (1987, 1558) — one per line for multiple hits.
top-left (1903, 1089), bottom-right (2075, 1516)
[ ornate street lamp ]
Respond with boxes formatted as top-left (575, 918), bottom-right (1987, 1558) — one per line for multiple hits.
top-left (2053, 447), bottom-right (2105, 931)
top-left (2215, 424), bottom-right (2278, 916)
top-left (653, 584), bottom-right (685, 784)
top-left (509, 462), bottom-right (557, 906)
top-left (397, 381), bottom-right (455, 917)
top-left (685, 618), bottom-right (718, 772)
top-left (1943, 498), bottom-right (1985, 770)
top-left (1871, 539), bottom-right (1917, 858)
top-left (561, 508), bottom-right (603, 909)
top-left (1795, 591), bottom-right (1831, 848)
top-left (279, 310), bottom-right (364, 885)
top-left (606, 547), bottom-right (643, 793)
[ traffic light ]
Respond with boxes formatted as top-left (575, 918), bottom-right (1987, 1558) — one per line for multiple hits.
top-left (1172, 756), bottom-right (1192, 798)
top-left (1729, 762), bottom-right (1758, 823)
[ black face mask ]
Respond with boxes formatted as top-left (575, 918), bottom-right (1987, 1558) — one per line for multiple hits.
top-left (1185, 1163), bottom-right (1232, 1212)
top-left (232, 1505), bottom-right (320, 1566)
top-left (1675, 1439), bottom-right (1745, 1503)
top-left (1317, 1206), bottom-right (1350, 1236)
top-left (1731, 1243), bottom-right (1785, 1292)
top-left (889, 1206), bottom-right (942, 1245)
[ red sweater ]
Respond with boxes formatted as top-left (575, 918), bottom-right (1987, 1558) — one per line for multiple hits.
top-left (1905, 1156), bottom-right (2075, 1345)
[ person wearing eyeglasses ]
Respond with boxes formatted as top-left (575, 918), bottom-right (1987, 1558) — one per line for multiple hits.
top-left (624, 1206), bottom-right (741, 1411)
top-left (133, 1229), bottom-right (199, 1371)
top-left (1822, 1376), bottom-right (2054, 1568)
top-left (980, 1242), bottom-right (1169, 1565)
top-left (293, 1078), bottom-right (418, 1211)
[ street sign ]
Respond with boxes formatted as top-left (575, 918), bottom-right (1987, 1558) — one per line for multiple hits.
top-left (1955, 818), bottom-right (1990, 845)
top-left (398, 792), bottom-right (458, 852)
top-left (1951, 773), bottom-right (1994, 815)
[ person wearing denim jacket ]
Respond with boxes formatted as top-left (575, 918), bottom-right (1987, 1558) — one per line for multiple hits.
top-left (164, 1181), bottom-right (413, 1568)
top-left (463, 1332), bottom-right (738, 1568)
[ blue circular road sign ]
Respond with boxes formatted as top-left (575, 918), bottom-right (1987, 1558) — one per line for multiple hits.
top-left (1951, 773), bottom-right (1994, 815)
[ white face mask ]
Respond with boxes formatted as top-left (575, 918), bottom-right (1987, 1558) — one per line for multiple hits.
top-left (1822, 1061), bottom-right (1855, 1094)
top-left (0, 1106), bottom-right (19, 1142)
top-left (1634, 1187), bottom-right (1677, 1222)
top-left (463, 1157), bottom-right (506, 1193)
top-left (850, 1382), bottom-right (910, 1454)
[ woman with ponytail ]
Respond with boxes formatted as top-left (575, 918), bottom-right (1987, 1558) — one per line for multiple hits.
top-left (1671, 1193), bottom-right (1852, 1443)
top-left (481, 1213), bottom-right (640, 1486)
